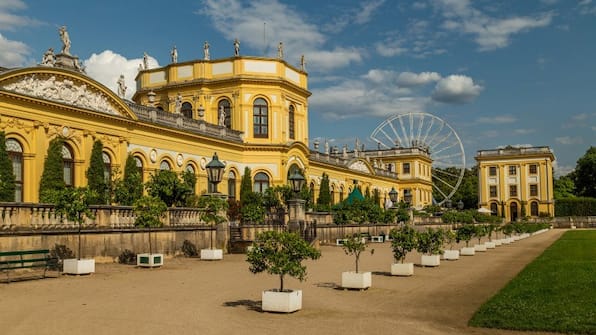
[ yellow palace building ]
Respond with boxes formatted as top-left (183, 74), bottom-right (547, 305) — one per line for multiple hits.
top-left (0, 33), bottom-right (433, 208)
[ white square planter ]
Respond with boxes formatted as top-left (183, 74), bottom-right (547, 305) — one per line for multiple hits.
top-left (371, 236), bottom-right (384, 243)
top-left (390, 263), bottom-right (414, 276)
top-left (336, 239), bottom-right (347, 246)
top-left (262, 289), bottom-right (302, 313)
top-left (341, 271), bottom-right (372, 290)
top-left (502, 237), bottom-right (512, 244)
top-left (63, 258), bottom-right (95, 275)
top-left (461, 247), bottom-right (476, 256)
top-left (200, 249), bottom-right (223, 260)
top-left (485, 241), bottom-right (496, 249)
top-left (420, 255), bottom-right (440, 267)
top-left (137, 253), bottom-right (163, 267)
top-left (474, 243), bottom-right (487, 252)
top-left (494, 239), bottom-right (503, 246)
top-left (443, 249), bottom-right (460, 260)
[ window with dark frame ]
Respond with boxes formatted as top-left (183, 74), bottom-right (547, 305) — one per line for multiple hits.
top-left (288, 105), bottom-right (295, 140)
top-left (403, 162), bottom-right (411, 174)
top-left (529, 164), bottom-right (537, 174)
top-left (253, 98), bottom-right (268, 138)
top-left (509, 184), bottom-right (518, 197)
top-left (62, 144), bottom-right (74, 187)
top-left (530, 184), bottom-right (538, 197)
top-left (508, 165), bottom-right (517, 175)
top-left (6, 138), bottom-right (23, 202)
top-left (489, 185), bottom-right (497, 197)
top-left (489, 166), bottom-right (497, 176)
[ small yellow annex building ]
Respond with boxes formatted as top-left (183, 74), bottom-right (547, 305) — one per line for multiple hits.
top-left (0, 34), bottom-right (433, 208)
top-left (476, 146), bottom-right (555, 220)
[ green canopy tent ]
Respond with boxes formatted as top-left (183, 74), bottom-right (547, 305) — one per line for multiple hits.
top-left (345, 187), bottom-right (365, 204)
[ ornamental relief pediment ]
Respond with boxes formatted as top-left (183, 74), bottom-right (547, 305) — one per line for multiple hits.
top-left (348, 160), bottom-right (372, 174)
top-left (1, 74), bottom-right (123, 117)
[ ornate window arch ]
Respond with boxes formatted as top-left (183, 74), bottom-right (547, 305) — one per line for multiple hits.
top-left (218, 98), bottom-right (232, 129)
top-left (530, 201), bottom-right (539, 217)
top-left (185, 163), bottom-right (196, 193)
top-left (228, 170), bottom-right (236, 199)
top-left (288, 104), bottom-right (295, 140)
top-left (6, 138), bottom-right (23, 202)
top-left (102, 152), bottom-right (112, 183)
top-left (253, 172), bottom-right (269, 193)
top-left (253, 97), bottom-right (268, 138)
top-left (134, 156), bottom-right (144, 182)
top-left (181, 102), bottom-right (193, 119)
top-left (62, 143), bottom-right (74, 187)
top-left (160, 160), bottom-right (171, 171)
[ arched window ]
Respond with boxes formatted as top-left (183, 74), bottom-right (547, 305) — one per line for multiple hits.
top-left (253, 172), bottom-right (269, 193)
top-left (62, 143), bottom-right (74, 187)
top-left (181, 102), bottom-right (193, 119)
top-left (309, 181), bottom-right (315, 205)
top-left (339, 186), bottom-right (344, 202)
top-left (160, 160), bottom-right (171, 170)
top-left (330, 185), bottom-right (335, 205)
top-left (530, 201), bottom-right (539, 216)
top-left (218, 99), bottom-right (232, 129)
top-left (288, 104), bottom-right (295, 140)
top-left (6, 138), bottom-right (23, 202)
top-left (510, 202), bottom-right (518, 222)
top-left (185, 164), bottom-right (196, 193)
top-left (228, 171), bottom-right (236, 199)
top-left (253, 98), bottom-right (268, 138)
top-left (134, 156), bottom-right (144, 182)
top-left (102, 152), bottom-right (111, 183)
top-left (490, 202), bottom-right (498, 216)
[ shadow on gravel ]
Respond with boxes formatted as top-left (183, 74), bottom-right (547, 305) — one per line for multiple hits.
top-left (314, 282), bottom-right (339, 289)
top-left (222, 299), bottom-right (262, 312)
top-left (372, 271), bottom-right (392, 276)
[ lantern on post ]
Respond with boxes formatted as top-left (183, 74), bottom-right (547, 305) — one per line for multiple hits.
top-left (205, 152), bottom-right (225, 194)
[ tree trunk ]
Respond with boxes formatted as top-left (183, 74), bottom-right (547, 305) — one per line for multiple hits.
top-left (355, 254), bottom-right (360, 273)
top-left (77, 213), bottom-right (82, 260)
top-left (280, 274), bottom-right (284, 292)
top-left (148, 228), bottom-right (153, 255)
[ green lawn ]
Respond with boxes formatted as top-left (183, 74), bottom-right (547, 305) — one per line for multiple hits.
top-left (469, 230), bottom-right (596, 334)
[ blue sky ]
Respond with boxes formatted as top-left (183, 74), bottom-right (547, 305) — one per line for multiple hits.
top-left (1, 0), bottom-right (595, 176)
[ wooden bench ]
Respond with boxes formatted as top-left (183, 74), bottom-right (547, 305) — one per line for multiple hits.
top-left (0, 249), bottom-right (58, 283)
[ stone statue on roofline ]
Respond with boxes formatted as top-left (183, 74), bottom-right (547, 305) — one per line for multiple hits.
top-left (171, 46), bottom-right (178, 63)
top-left (59, 26), bottom-right (71, 55)
top-left (41, 48), bottom-right (56, 66)
top-left (219, 105), bottom-right (226, 126)
top-left (174, 93), bottom-right (182, 113)
top-left (277, 41), bottom-right (284, 59)
top-left (143, 52), bottom-right (149, 69)
top-left (233, 38), bottom-right (240, 56)
top-left (204, 41), bottom-right (210, 60)
top-left (117, 74), bottom-right (127, 98)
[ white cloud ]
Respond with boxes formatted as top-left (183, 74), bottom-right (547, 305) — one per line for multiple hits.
top-left (83, 50), bottom-right (159, 99)
top-left (354, 0), bottom-right (385, 24)
top-left (476, 115), bottom-right (516, 124)
top-left (375, 38), bottom-right (408, 57)
top-left (199, 0), bottom-right (363, 72)
top-left (0, 33), bottom-right (29, 67)
top-left (431, 75), bottom-right (483, 103)
top-left (435, 0), bottom-right (553, 51)
top-left (555, 136), bottom-right (583, 145)
top-left (578, 0), bottom-right (596, 15)
top-left (0, 0), bottom-right (42, 31)
top-left (397, 71), bottom-right (441, 87)
top-left (514, 128), bottom-right (536, 135)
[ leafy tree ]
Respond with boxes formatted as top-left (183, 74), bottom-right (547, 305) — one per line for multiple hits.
top-left (86, 140), bottom-right (108, 204)
top-left (341, 234), bottom-right (372, 273)
top-left (196, 196), bottom-right (228, 249)
top-left (573, 146), bottom-right (596, 198)
top-left (455, 224), bottom-right (475, 247)
top-left (39, 137), bottom-right (66, 203)
top-left (114, 154), bottom-right (143, 206)
top-left (247, 231), bottom-right (321, 292)
top-left (554, 174), bottom-right (576, 199)
top-left (372, 188), bottom-right (381, 207)
top-left (54, 187), bottom-right (96, 260)
top-left (0, 131), bottom-right (15, 202)
top-left (416, 228), bottom-right (444, 256)
top-left (240, 191), bottom-right (266, 223)
top-left (364, 186), bottom-right (371, 200)
top-left (133, 195), bottom-right (167, 255)
top-left (389, 225), bottom-right (417, 263)
top-left (239, 166), bottom-right (252, 205)
top-left (146, 169), bottom-right (193, 207)
top-left (317, 173), bottom-right (331, 211)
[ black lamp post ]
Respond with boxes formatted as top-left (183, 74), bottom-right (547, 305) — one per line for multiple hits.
top-left (445, 199), bottom-right (452, 209)
top-left (205, 152), bottom-right (225, 194)
top-left (389, 187), bottom-right (398, 205)
top-left (288, 171), bottom-right (305, 196)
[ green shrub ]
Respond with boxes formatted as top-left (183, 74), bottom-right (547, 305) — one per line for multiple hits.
top-left (389, 225), bottom-right (417, 263)
top-left (118, 249), bottom-right (137, 265)
top-left (341, 234), bottom-right (372, 273)
top-left (181, 240), bottom-right (198, 257)
top-left (555, 197), bottom-right (596, 216)
top-left (416, 228), bottom-right (444, 256)
top-left (456, 224), bottom-right (475, 247)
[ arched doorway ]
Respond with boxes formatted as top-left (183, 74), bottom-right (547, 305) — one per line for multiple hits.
top-left (510, 202), bottom-right (518, 222)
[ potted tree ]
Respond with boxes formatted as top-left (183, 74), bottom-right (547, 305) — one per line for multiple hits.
top-left (484, 224), bottom-right (497, 249)
top-left (133, 195), bottom-right (167, 267)
top-left (416, 228), bottom-right (444, 267)
top-left (389, 225), bottom-right (417, 276)
top-left (55, 187), bottom-right (96, 275)
top-left (457, 224), bottom-right (476, 256)
top-left (502, 223), bottom-right (514, 243)
top-left (341, 234), bottom-right (373, 289)
top-left (473, 225), bottom-right (488, 252)
top-left (493, 224), bottom-right (503, 246)
top-left (442, 229), bottom-right (460, 260)
top-left (247, 230), bottom-right (320, 313)
top-left (198, 196), bottom-right (228, 260)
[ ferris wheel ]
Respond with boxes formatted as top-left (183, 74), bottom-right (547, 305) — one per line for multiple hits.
top-left (370, 112), bottom-right (465, 205)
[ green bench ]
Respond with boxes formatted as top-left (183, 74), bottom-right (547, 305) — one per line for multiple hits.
top-left (0, 249), bottom-right (58, 283)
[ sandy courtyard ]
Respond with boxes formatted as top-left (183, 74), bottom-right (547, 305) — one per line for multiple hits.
top-left (0, 229), bottom-right (565, 335)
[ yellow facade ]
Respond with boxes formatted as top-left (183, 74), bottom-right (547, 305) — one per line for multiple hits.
top-left (475, 147), bottom-right (555, 220)
top-left (0, 51), bottom-right (432, 208)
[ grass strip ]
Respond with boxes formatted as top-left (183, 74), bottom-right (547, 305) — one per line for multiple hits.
top-left (469, 230), bottom-right (596, 334)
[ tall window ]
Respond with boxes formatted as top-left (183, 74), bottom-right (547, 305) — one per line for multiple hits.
top-left (330, 185), bottom-right (335, 205)
top-left (62, 144), bottom-right (74, 187)
top-left (490, 202), bottom-right (498, 216)
top-left (339, 186), bottom-right (344, 202)
top-left (6, 138), bottom-right (23, 202)
top-left (181, 102), bottom-right (193, 119)
top-left (529, 164), bottom-right (537, 174)
top-left (530, 201), bottom-right (539, 216)
top-left (186, 164), bottom-right (196, 193)
top-left (529, 184), bottom-right (538, 197)
top-left (509, 185), bottom-right (518, 197)
top-left (403, 162), bottom-right (411, 174)
top-left (134, 156), bottom-right (144, 182)
top-left (489, 185), bottom-right (497, 198)
top-left (102, 152), bottom-right (111, 183)
top-left (218, 99), bottom-right (232, 129)
top-left (489, 166), bottom-right (497, 176)
top-left (253, 98), bottom-right (268, 138)
top-left (253, 172), bottom-right (269, 193)
top-left (288, 105), bottom-right (295, 140)
top-left (160, 160), bottom-right (171, 170)
top-left (508, 165), bottom-right (516, 175)
top-left (228, 171), bottom-right (236, 199)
